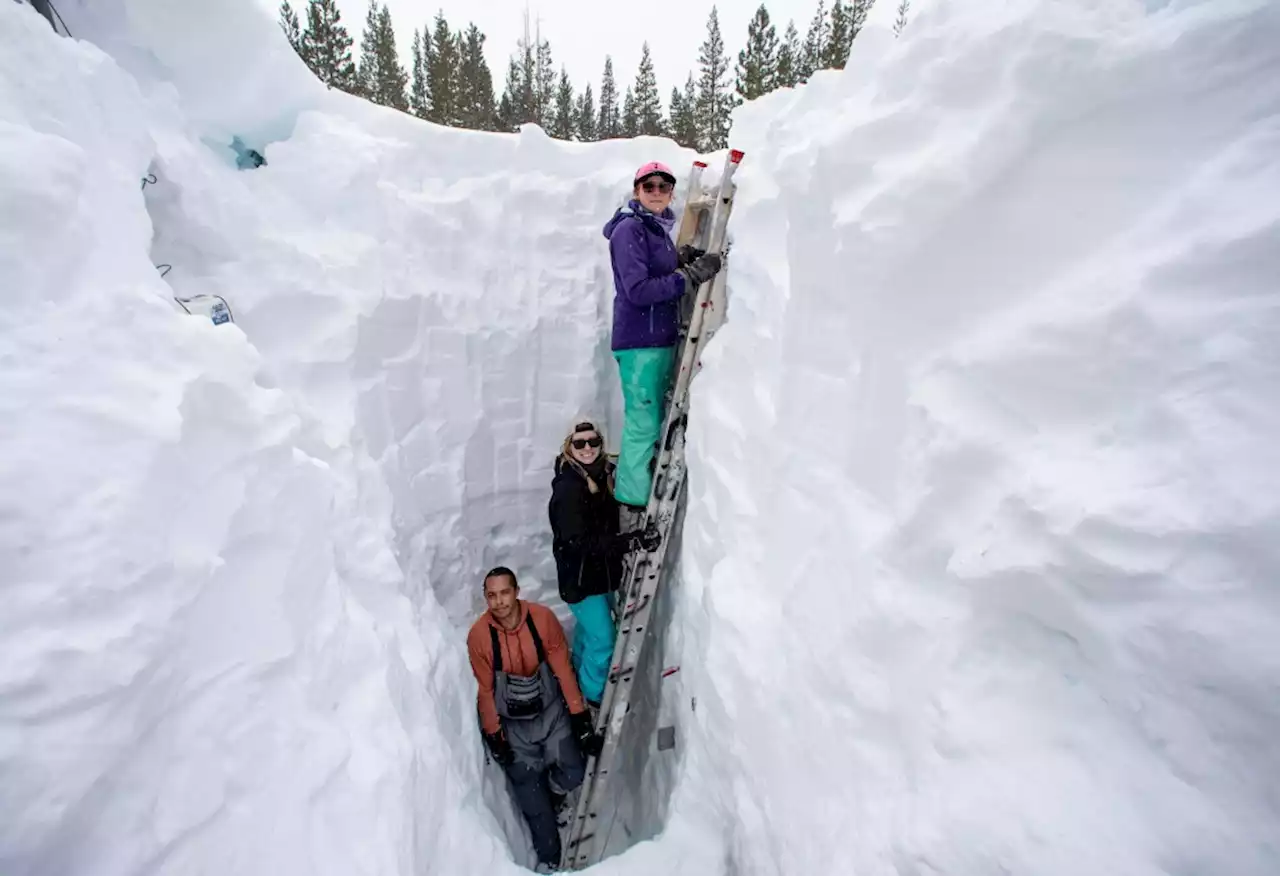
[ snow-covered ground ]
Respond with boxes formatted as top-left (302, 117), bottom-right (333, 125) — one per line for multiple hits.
top-left (3, 0), bottom-right (1279, 874)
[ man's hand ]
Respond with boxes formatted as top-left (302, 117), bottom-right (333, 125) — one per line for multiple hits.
top-left (570, 709), bottom-right (604, 758)
top-left (484, 729), bottom-right (514, 766)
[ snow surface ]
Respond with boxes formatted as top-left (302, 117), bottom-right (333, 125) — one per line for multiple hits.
top-left (3, 0), bottom-right (1280, 874)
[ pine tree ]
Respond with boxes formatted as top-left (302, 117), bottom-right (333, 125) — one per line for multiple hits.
top-left (409, 28), bottom-right (429, 117)
top-left (376, 5), bottom-right (408, 109)
top-left (894, 0), bottom-right (910, 37)
top-left (825, 0), bottom-right (866, 68)
top-left (799, 1), bottom-right (830, 80)
top-left (697, 6), bottom-right (737, 150)
top-left (356, 0), bottom-right (379, 98)
top-left (597, 56), bottom-right (620, 139)
top-left (824, 2), bottom-right (848, 69)
top-left (633, 43), bottom-right (665, 137)
top-left (774, 20), bottom-right (800, 89)
top-left (621, 86), bottom-right (638, 138)
top-left (300, 0), bottom-right (358, 92)
top-left (669, 76), bottom-right (699, 149)
top-left (497, 86), bottom-right (516, 132)
top-left (499, 29), bottom-right (538, 128)
top-left (669, 86), bottom-right (686, 146)
top-left (457, 24), bottom-right (497, 131)
top-left (498, 60), bottom-right (523, 129)
top-left (575, 84), bottom-right (597, 141)
top-left (851, 0), bottom-right (873, 37)
top-left (356, 1), bottom-right (407, 107)
top-left (735, 4), bottom-right (778, 101)
top-left (550, 69), bottom-right (576, 139)
top-left (535, 38), bottom-right (557, 128)
top-left (279, 1), bottom-right (302, 54)
top-left (427, 12), bottom-right (459, 125)
top-left (684, 74), bottom-right (701, 147)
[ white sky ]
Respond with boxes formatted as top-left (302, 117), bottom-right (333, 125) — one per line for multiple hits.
top-left (312, 0), bottom-right (825, 106)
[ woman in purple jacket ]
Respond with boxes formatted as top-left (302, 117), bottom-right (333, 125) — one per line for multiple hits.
top-left (601, 161), bottom-right (723, 510)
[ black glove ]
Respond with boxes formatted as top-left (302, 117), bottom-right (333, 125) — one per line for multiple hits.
top-left (628, 524), bottom-right (661, 553)
top-left (608, 529), bottom-right (641, 558)
top-left (483, 729), bottom-right (514, 766)
top-left (570, 709), bottom-right (604, 758)
top-left (679, 252), bottom-right (722, 289)
top-left (677, 244), bottom-right (705, 267)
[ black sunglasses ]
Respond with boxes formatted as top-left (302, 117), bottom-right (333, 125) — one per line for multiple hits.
top-left (641, 179), bottom-right (674, 194)
top-left (571, 436), bottom-right (603, 449)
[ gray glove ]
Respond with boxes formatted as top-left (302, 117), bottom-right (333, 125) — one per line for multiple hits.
top-left (677, 245), bottom-right (705, 267)
top-left (679, 252), bottom-right (722, 290)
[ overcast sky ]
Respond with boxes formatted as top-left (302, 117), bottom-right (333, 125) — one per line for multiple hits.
top-left (315, 0), bottom-right (825, 106)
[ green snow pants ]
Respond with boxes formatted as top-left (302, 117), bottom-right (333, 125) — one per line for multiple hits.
top-left (568, 594), bottom-right (615, 704)
top-left (613, 345), bottom-right (677, 507)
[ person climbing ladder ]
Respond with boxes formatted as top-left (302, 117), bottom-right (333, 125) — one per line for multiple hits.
top-left (548, 420), bottom-right (660, 707)
top-left (602, 161), bottom-right (723, 511)
top-left (563, 149), bottom-right (745, 872)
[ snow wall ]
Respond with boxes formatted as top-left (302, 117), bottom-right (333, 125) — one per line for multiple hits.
top-left (4, 0), bottom-right (1280, 874)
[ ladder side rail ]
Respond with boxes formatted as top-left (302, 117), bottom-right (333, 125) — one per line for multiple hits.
top-left (642, 151), bottom-right (743, 524)
top-left (560, 157), bottom-right (716, 869)
top-left (561, 454), bottom-right (686, 856)
top-left (563, 463), bottom-right (688, 869)
top-left (562, 150), bottom-right (744, 870)
top-left (580, 447), bottom-right (691, 865)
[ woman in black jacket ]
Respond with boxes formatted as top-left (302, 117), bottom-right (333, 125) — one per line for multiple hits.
top-left (548, 420), bottom-right (658, 706)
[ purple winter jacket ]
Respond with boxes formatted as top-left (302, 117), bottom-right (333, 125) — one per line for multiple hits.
top-left (603, 200), bottom-right (688, 351)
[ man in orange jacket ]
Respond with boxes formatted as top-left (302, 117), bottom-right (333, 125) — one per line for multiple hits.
top-left (467, 566), bottom-right (603, 871)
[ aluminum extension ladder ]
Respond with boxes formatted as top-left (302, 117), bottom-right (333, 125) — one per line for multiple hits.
top-left (560, 148), bottom-right (745, 870)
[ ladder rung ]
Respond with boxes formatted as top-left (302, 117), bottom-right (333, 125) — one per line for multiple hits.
top-left (560, 149), bottom-right (742, 870)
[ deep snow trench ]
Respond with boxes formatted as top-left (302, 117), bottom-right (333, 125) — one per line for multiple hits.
top-left (4, 0), bottom-right (1280, 874)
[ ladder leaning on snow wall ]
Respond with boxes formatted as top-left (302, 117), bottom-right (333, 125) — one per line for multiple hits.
top-left (560, 149), bottom-right (745, 871)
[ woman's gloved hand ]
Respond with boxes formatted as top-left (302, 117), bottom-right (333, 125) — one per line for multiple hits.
top-left (629, 524), bottom-right (662, 553)
top-left (678, 244), bottom-right (706, 267)
top-left (679, 252), bottom-right (723, 289)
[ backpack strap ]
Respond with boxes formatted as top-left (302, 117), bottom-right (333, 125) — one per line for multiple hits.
top-left (490, 624), bottom-right (502, 685)
top-left (525, 612), bottom-right (547, 664)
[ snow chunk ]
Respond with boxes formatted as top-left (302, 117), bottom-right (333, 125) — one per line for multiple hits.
top-left (674, 1), bottom-right (1280, 874)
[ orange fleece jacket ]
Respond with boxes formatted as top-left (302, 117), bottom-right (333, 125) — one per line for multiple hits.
top-left (467, 600), bottom-right (587, 735)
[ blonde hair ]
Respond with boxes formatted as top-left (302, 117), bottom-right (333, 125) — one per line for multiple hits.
top-left (559, 418), bottom-right (615, 495)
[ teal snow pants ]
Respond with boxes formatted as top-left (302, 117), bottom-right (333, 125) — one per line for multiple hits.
top-left (568, 594), bottom-right (615, 704)
top-left (613, 345), bottom-right (677, 507)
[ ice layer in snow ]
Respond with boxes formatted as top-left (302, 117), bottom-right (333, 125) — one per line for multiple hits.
top-left (3, 0), bottom-right (1280, 874)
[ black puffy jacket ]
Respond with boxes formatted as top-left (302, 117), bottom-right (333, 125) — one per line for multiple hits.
top-left (548, 456), bottom-right (629, 605)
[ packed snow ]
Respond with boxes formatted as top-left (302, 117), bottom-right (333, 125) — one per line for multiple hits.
top-left (3, 0), bottom-right (1279, 874)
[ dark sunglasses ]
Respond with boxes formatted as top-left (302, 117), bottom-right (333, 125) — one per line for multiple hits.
top-left (641, 179), bottom-right (674, 194)
top-left (571, 436), bottom-right (603, 449)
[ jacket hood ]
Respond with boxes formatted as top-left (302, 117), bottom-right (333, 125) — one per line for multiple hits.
top-left (602, 199), bottom-right (676, 240)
